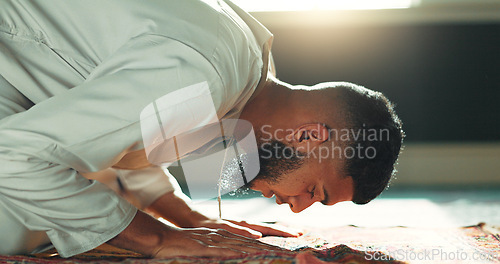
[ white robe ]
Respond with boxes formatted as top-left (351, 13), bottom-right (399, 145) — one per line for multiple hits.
top-left (0, 0), bottom-right (272, 257)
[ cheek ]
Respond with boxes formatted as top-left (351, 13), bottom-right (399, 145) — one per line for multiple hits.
top-left (274, 173), bottom-right (311, 195)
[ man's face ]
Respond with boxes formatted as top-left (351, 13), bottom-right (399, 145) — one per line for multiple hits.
top-left (248, 139), bottom-right (355, 213)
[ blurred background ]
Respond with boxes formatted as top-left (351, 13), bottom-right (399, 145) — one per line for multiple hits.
top-left (78, 0), bottom-right (500, 234)
top-left (232, 0), bottom-right (500, 190)
top-left (172, 0), bottom-right (500, 227)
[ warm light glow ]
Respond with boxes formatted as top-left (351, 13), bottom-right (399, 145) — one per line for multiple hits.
top-left (233, 0), bottom-right (415, 12)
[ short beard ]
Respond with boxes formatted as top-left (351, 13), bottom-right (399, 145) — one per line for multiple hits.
top-left (248, 139), bottom-right (306, 187)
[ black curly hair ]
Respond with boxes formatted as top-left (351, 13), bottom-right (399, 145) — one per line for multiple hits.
top-left (334, 83), bottom-right (404, 204)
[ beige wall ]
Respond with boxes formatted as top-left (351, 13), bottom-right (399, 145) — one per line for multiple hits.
top-left (250, 2), bottom-right (500, 28)
top-left (392, 143), bottom-right (500, 186)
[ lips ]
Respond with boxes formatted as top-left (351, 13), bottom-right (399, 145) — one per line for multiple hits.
top-left (263, 190), bottom-right (274, 198)
top-left (275, 195), bottom-right (285, 205)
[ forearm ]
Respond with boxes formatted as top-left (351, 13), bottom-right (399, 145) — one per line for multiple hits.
top-left (146, 190), bottom-right (209, 228)
top-left (144, 188), bottom-right (301, 240)
top-left (108, 206), bottom-right (287, 258)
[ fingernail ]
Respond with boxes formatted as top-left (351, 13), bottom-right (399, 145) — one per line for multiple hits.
top-left (252, 231), bottom-right (263, 238)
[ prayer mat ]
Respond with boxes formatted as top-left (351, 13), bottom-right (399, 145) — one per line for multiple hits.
top-left (1, 223), bottom-right (498, 263)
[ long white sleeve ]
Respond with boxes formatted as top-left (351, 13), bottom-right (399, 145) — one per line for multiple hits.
top-left (115, 166), bottom-right (179, 209)
top-left (0, 0), bottom-right (268, 256)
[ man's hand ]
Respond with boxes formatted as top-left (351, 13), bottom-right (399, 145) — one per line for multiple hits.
top-left (153, 226), bottom-right (288, 258)
top-left (108, 210), bottom-right (288, 258)
top-left (147, 191), bottom-right (302, 239)
top-left (193, 218), bottom-right (302, 239)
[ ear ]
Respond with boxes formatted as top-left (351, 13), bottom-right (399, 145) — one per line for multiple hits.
top-left (287, 123), bottom-right (329, 149)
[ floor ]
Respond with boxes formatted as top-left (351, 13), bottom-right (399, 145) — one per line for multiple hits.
top-left (191, 188), bottom-right (500, 228)
top-left (17, 187), bottom-right (499, 263)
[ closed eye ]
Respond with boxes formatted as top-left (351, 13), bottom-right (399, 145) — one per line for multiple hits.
top-left (309, 186), bottom-right (316, 199)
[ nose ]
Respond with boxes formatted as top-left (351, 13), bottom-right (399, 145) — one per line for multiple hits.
top-left (287, 195), bottom-right (316, 213)
top-left (262, 190), bottom-right (274, 198)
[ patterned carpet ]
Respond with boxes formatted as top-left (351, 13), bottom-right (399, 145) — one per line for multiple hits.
top-left (1, 223), bottom-right (498, 263)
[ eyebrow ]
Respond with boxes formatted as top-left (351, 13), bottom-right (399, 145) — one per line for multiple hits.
top-left (321, 186), bottom-right (330, 205)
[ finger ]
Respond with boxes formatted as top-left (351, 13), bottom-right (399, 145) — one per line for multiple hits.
top-left (188, 227), bottom-right (289, 253)
top-left (246, 225), bottom-right (301, 237)
top-left (216, 239), bottom-right (286, 253)
top-left (199, 245), bottom-right (247, 257)
top-left (218, 226), bottom-right (261, 239)
top-left (198, 230), bottom-right (289, 253)
top-left (188, 227), bottom-right (258, 240)
top-left (208, 222), bottom-right (262, 239)
top-left (202, 237), bottom-right (281, 254)
top-left (189, 227), bottom-right (225, 235)
top-left (153, 238), bottom-right (246, 258)
top-left (192, 234), bottom-right (263, 254)
top-left (226, 220), bottom-right (303, 237)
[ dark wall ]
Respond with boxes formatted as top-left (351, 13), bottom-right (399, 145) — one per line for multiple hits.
top-left (265, 22), bottom-right (500, 142)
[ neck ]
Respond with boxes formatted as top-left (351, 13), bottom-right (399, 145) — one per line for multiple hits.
top-left (239, 75), bottom-right (291, 128)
